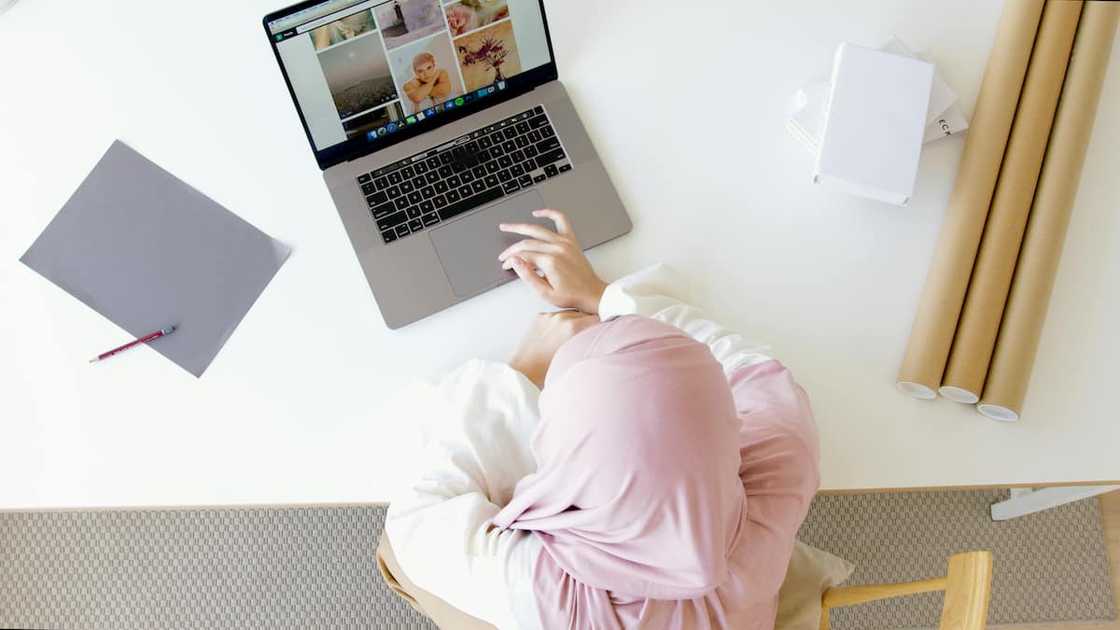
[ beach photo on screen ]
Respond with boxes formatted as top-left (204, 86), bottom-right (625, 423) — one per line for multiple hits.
top-left (445, 0), bottom-right (509, 37)
top-left (454, 19), bottom-right (520, 92)
top-left (310, 9), bottom-right (377, 51)
top-left (388, 33), bottom-right (465, 114)
top-left (374, 0), bottom-right (447, 50)
top-left (318, 30), bottom-right (399, 119)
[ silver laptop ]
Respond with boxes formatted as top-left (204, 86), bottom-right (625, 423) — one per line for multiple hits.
top-left (264, 0), bottom-right (630, 328)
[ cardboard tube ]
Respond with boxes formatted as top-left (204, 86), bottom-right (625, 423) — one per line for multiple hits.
top-left (896, 0), bottom-right (1046, 400)
top-left (978, 1), bottom-right (1120, 422)
top-left (938, 0), bottom-right (1083, 404)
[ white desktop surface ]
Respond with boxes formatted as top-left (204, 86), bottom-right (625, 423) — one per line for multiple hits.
top-left (2, 0), bottom-right (1118, 509)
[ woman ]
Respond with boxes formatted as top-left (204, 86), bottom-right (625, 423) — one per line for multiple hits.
top-left (380, 209), bottom-right (820, 629)
top-left (403, 51), bottom-right (453, 114)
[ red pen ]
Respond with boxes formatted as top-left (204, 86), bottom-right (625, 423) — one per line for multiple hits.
top-left (89, 326), bottom-right (177, 364)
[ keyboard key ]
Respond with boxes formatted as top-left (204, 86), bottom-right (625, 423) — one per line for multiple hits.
top-left (425, 172), bottom-right (439, 185)
top-left (466, 141), bottom-right (479, 154)
top-left (498, 169), bottom-right (513, 182)
top-left (420, 200), bottom-right (435, 214)
top-left (511, 164), bottom-right (525, 178)
top-left (366, 188), bottom-right (389, 204)
top-left (413, 176), bottom-right (426, 188)
top-left (535, 148), bottom-right (566, 167)
top-left (485, 174), bottom-right (499, 188)
top-left (502, 140), bottom-right (517, 153)
top-left (490, 144), bottom-right (505, 157)
top-left (458, 185), bottom-right (473, 197)
top-left (461, 170), bottom-right (475, 183)
top-left (448, 175), bottom-right (461, 188)
top-left (371, 202), bottom-right (396, 219)
top-left (515, 136), bottom-right (529, 148)
top-left (408, 191), bottom-right (423, 205)
top-left (532, 105), bottom-right (544, 115)
top-left (498, 156), bottom-right (513, 168)
top-left (375, 176), bottom-right (389, 190)
top-left (541, 125), bottom-right (555, 138)
top-left (395, 224), bottom-right (410, 238)
top-left (377, 211), bottom-right (408, 231)
top-left (545, 164), bottom-right (559, 178)
top-left (511, 149), bottom-right (525, 163)
top-left (438, 165), bottom-right (453, 178)
top-left (361, 182), bottom-right (376, 195)
top-left (435, 180), bottom-right (449, 194)
top-left (475, 148), bottom-right (491, 162)
top-left (401, 166), bottom-right (415, 179)
top-left (395, 197), bottom-right (410, 211)
top-left (537, 137), bottom-right (561, 153)
top-left (518, 174), bottom-right (534, 188)
top-left (527, 130), bottom-right (542, 143)
top-left (382, 229), bottom-right (397, 243)
top-left (438, 185), bottom-right (505, 222)
top-left (471, 180), bottom-right (487, 194)
top-left (447, 189), bottom-right (461, 203)
top-left (490, 132), bottom-right (504, 145)
top-left (440, 152), bottom-right (453, 165)
top-left (422, 212), bottom-right (440, 226)
top-left (452, 161), bottom-right (467, 173)
top-left (400, 180), bottom-right (415, 194)
top-left (529, 115), bottom-right (549, 128)
top-left (408, 218), bottom-right (423, 232)
top-left (420, 186), bottom-right (435, 199)
top-left (559, 164), bottom-right (573, 173)
top-left (486, 161), bottom-right (501, 174)
top-left (387, 185), bottom-right (402, 198)
top-left (524, 145), bottom-right (538, 158)
top-left (503, 180), bottom-right (521, 194)
top-left (534, 174), bottom-right (547, 183)
top-left (358, 174), bottom-right (372, 184)
top-left (415, 161), bottom-right (428, 174)
top-left (472, 165), bottom-right (486, 179)
top-left (426, 156), bottom-right (441, 169)
top-left (407, 207), bottom-right (421, 219)
top-left (516, 121), bottom-right (531, 134)
top-left (388, 171), bottom-right (403, 185)
top-left (503, 127), bottom-right (517, 140)
top-left (522, 159), bottom-right (537, 174)
top-left (434, 194), bottom-right (448, 208)
top-left (479, 136), bottom-right (493, 149)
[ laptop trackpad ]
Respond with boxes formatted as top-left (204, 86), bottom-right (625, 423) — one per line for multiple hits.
top-left (430, 191), bottom-right (550, 297)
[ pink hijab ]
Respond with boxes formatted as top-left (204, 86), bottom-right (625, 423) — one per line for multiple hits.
top-left (492, 315), bottom-right (819, 629)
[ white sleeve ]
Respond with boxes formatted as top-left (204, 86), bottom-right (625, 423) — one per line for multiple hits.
top-left (598, 263), bottom-right (774, 374)
top-left (385, 360), bottom-right (544, 630)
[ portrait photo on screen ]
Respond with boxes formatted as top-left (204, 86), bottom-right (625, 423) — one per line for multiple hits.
top-left (310, 9), bottom-right (377, 51)
top-left (454, 19), bottom-right (521, 92)
top-left (388, 33), bottom-right (465, 114)
top-left (374, 0), bottom-right (447, 50)
top-left (318, 30), bottom-right (399, 119)
top-left (445, 0), bottom-right (509, 37)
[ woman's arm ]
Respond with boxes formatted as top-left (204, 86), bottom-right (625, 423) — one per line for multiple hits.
top-left (385, 360), bottom-right (544, 630)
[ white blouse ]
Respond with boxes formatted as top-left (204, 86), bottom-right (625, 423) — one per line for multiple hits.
top-left (385, 264), bottom-right (775, 630)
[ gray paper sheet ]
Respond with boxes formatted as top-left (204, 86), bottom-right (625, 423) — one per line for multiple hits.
top-left (20, 141), bottom-right (290, 377)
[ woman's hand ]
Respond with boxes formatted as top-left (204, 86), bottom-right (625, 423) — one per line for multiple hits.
top-left (498, 209), bottom-right (608, 315)
top-left (509, 310), bottom-right (600, 388)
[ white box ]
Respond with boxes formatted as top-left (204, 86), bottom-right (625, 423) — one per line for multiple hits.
top-left (813, 43), bottom-right (934, 206)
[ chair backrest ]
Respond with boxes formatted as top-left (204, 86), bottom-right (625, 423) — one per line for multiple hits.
top-left (819, 550), bottom-right (993, 630)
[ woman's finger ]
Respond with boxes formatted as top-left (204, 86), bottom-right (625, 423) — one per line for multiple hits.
top-left (498, 222), bottom-right (560, 243)
top-left (532, 209), bottom-right (574, 237)
top-left (509, 256), bottom-right (552, 296)
top-left (498, 238), bottom-right (562, 261)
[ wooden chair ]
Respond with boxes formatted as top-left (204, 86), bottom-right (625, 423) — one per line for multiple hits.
top-left (820, 550), bottom-right (993, 630)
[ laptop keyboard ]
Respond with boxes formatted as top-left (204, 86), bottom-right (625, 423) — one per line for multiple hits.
top-left (356, 106), bottom-right (573, 245)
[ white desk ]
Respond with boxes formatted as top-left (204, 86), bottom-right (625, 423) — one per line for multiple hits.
top-left (2, 0), bottom-right (1119, 510)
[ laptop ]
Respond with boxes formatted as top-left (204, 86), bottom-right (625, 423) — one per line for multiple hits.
top-left (263, 0), bottom-right (631, 329)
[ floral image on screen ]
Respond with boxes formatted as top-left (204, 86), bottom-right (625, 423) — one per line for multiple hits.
top-left (454, 20), bottom-right (521, 92)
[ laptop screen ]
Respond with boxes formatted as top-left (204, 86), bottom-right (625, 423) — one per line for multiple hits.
top-left (267, 0), bottom-right (553, 156)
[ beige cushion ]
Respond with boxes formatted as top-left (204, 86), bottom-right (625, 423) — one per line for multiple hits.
top-left (775, 542), bottom-right (855, 630)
